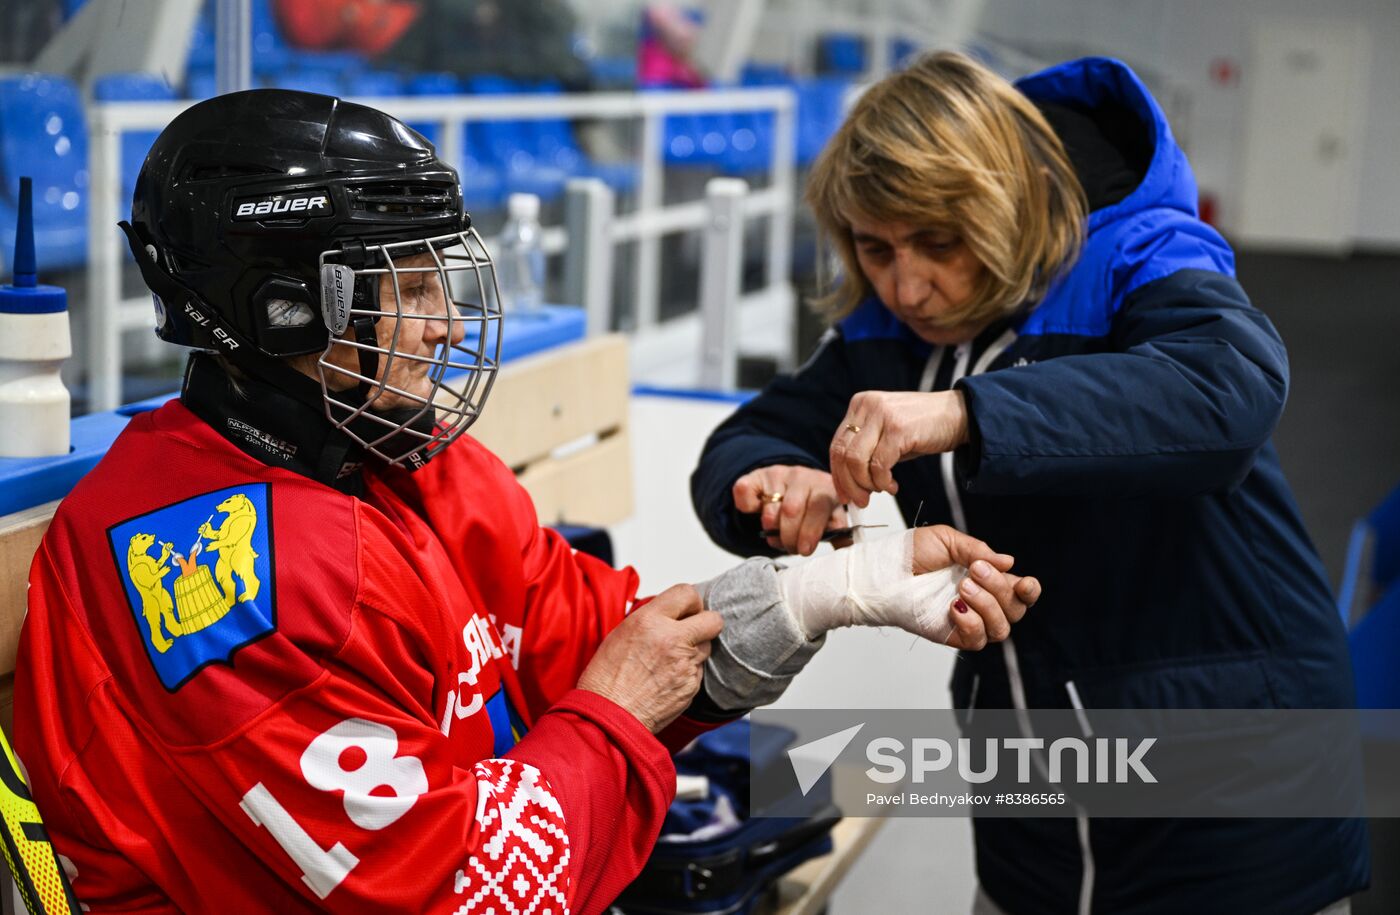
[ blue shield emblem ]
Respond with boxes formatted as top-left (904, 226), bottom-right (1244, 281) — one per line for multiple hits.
top-left (108, 484), bottom-right (277, 690)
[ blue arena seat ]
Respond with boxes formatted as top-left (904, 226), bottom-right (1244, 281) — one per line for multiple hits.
top-left (731, 68), bottom-right (790, 176)
top-left (1339, 481), bottom-right (1400, 623)
top-left (528, 80), bottom-right (586, 175)
top-left (795, 77), bottom-right (849, 166)
top-left (266, 69), bottom-right (343, 97)
top-left (817, 34), bottom-right (867, 75)
top-left (0, 74), bottom-right (89, 275)
top-left (655, 89), bottom-right (703, 168)
top-left (403, 73), bottom-right (456, 147)
top-left (739, 64), bottom-right (791, 87)
top-left (1364, 484), bottom-right (1400, 594)
top-left (249, 0), bottom-right (293, 71)
top-left (1338, 482), bottom-right (1400, 720)
top-left (185, 67), bottom-right (217, 100)
top-left (464, 75), bottom-right (567, 203)
top-left (187, 0), bottom-right (299, 90)
top-left (93, 72), bottom-right (177, 100)
top-left (187, 3), bottom-right (217, 70)
top-left (716, 79), bottom-right (776, 176)
top-left (694, 112), bottom-right (736, 168)
top-left (1348, 583), bottom-right (1400, 711)
top-left (346, 70), bottom-right (405, 98)
top-left (588, 57), bottom-right (638, 90)
top-left (652, 85), bottom-right (731, 172)
top-left (891, 37), bottom-right (922, 68)
top-left (655, 82), bottom-right (780, 176)
top-left (92, 73), bottom-right (178, 201)
top-left (405, 74), bottom-right (503, 212)
top-left (282, 50), bottom-right (368, 75)
top-left (531, 80), bottom-right (638, 195)
top-left (723, 114), bottom-right (770, 174)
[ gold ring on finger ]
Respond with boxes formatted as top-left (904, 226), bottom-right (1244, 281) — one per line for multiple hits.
top-left (762, 491), bottom-right (784, 504)
top-left (846, 423), bottom-right (861, 434)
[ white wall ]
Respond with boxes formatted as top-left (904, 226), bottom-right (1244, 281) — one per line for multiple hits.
top-left (973, 0), bottom-right (1400, 248)
top-left (1353, 6), bottom-right (1400, 245)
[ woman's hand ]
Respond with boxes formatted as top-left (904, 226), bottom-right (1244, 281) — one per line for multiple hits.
top-left (912, 525), bottom-right (1040, 650)
top-left (732, 464), bottom-right (850, 556)
top-left (830, 390), bottom-right (971, 507)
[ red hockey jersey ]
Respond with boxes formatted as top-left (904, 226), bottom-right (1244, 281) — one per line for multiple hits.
top-left (14, 399), bottom-right (678, 913)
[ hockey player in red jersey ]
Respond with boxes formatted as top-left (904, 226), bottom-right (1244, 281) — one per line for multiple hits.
top-left (13, 90), bottom-right (1039, 913)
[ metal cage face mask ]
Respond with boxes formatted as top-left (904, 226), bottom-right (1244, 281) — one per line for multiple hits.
top-left (316, 228), bottom-right (502, 469)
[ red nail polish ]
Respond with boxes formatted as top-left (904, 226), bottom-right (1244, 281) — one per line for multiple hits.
top-left (954, 599), bottom-right (970, 613)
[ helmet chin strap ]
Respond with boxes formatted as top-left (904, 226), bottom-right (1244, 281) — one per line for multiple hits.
top-left (351, 315), bottom-right (380, 399)
top-left (319, 384), bottom-right (440, 467)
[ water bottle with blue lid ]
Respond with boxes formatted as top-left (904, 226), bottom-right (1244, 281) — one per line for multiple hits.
top-left (0, 177), bottom-right (71, 457)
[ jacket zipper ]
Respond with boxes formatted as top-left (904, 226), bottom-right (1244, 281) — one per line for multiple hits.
top-left (927, 329), bottom-right (1096, 913)
top-left (1065, 680), bottom-right (1096, 915)
top-left (940, 343), bottom-right (972, 530)
top-left (919, 329), bottom-right (1016, 533)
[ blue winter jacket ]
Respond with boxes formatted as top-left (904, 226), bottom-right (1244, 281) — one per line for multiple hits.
top-left (690, 58), bottom-right (1369, 914)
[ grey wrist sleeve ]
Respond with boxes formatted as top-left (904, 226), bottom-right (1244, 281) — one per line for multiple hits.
top-left (695, 558), bottom-right (825, 712)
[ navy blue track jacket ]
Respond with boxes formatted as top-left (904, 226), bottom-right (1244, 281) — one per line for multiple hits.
top-left (690, 58), bottom-right (1369, 914)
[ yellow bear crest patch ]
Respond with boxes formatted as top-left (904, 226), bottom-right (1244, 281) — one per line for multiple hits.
top-left (107, 484), bottom-right (276, 689)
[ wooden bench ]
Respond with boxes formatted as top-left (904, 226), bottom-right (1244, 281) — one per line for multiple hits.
top-left (0, 333), bottom-right (632, 734)
top-left (769, 816), bottom-right (887, 915)
top-left (468, 333), bottom-right (632, 526)
top-left (0, 501), bottom-right (53, 735)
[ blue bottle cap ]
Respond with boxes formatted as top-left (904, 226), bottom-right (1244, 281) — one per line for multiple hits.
top-left (0, 177), bottom-right (68, 314)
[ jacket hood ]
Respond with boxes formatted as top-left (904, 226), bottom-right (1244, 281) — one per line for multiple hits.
top-left (1016, 57), bottom-right (1200, 230)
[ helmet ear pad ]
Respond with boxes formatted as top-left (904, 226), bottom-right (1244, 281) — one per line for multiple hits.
top-left (251, 270), bottom-right (380, 359)
top-left (250, 276), bottom-right (327, 356)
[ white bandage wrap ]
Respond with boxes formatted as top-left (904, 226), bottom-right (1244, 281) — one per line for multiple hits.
top-left (776, 530), bottom-right (967, 643)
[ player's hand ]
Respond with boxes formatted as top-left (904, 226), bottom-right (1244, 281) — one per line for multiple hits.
top-left (578, 585), bottom-right (723, 733)
top-left (732, 464), bottom-right (850, 556)
top-left (912, 525), bottom-right (1040, 650)
top-left (830, 390), bottom-right (970, 507)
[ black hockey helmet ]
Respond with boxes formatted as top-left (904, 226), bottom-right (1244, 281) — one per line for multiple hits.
top-left (120, 89), bottom-right (502, 469)
top-left (125, 88), bottom-right (470, 355)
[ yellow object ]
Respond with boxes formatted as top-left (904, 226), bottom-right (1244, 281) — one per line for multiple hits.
top-left (124, 533), bottom-right (181, 653)
top-left (198, 493), bottom-right (261, 608)
top-left (0, 727), bottom-right (77, 914)
top-left (173, 565), bottom-right (231, 634)
top-left (121, 492), bottom-right (265, 653)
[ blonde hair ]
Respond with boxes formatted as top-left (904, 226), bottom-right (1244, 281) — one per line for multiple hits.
top-left (806, 51), bottom-right (1088, 326)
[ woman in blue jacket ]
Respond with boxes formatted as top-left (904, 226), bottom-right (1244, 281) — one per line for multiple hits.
top-left (690, 53), bottom-right (1367, 914)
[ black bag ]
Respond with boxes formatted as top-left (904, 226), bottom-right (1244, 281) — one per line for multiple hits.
top-left (612, 719), bottom-right (841, 915)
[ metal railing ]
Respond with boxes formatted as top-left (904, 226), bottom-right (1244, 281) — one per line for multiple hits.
top-left (562, 174), bottom-right (790, 390)
top-left (85, 86), bottom-right (798, 410)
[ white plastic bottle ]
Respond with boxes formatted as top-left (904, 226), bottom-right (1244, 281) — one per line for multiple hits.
top-left (0, 177), bottom-right (71, 458)
top-left (496, 192), bottom-right (545, 317)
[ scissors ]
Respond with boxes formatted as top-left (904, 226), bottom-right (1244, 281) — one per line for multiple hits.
top-left (759, 524), bottom-right (888, 542)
